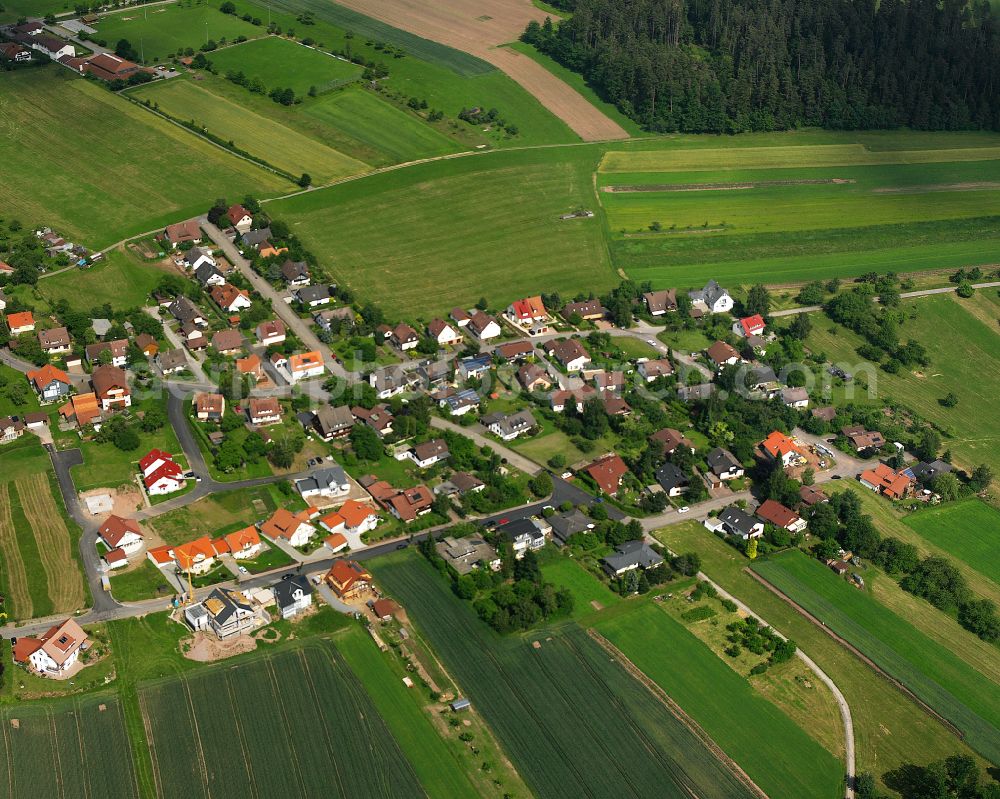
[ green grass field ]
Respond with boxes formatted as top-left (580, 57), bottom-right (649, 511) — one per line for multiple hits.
top-left (94, 2), bottom-right (263, 63)
top-left (540, 555), bottom-right (621, 617)
top-left (139, 640), bottom-right (424, 798)
top-left (597, 602), bottom-right (844, 799)
top-left (653, 522), bottom-right (990, 794)
top-left (39, 247), bottom-right (173, 312)
top-left (0, 69), bottom-right (287, 247)
top-left (0, 695), bottom-right (140, 797)
top-left (751, 549), bottom-right (1000, 764)
top-left (375, 551), bottom-right (758, 799)
top-left (109, 560), bottom-right (175, 602)
top-left (805, 294), bottom-right (1000, 475)
top-left (269, 146), bottom-right (614, 317)
top-left (304, 86), bottom-right (461, 163)
top-left (132, 76), bottom-right (368, 182)
top-left (903, 500), bottom-right (1000, 585)
top-left (0, 0), bottom-right (69, 23)
top-left (208, 36), bottom-right (362, 95)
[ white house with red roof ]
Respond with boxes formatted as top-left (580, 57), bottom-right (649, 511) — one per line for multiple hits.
top-left (139, 449), bottom-right (185, 496)
top-left (13, 619), bottom-right (88, 675)
top-left (733, 314), bottom-right (766, 338)
top-left (227, 204), bottom-right (254, 233)
top-left (98, 515), bottom-right (144, 554)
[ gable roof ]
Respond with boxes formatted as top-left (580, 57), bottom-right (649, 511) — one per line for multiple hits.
top-left (99, 515), bottom-right (142, 547)
top-left (718, 506), bottom-right (760, 536)
top-left (91, 364), bottom-right (129, 398)
top-left (707, 447), bottom-right (741, 474)
top-left (28, 364), bottom-right (70, 389)
top-left (227, 204), bottom-right (252, 225)
top-left (655, 462), bottom-right (688, 492)
top-left (585, 454), bottom-right (629, 494)
top-left (274, 574), bottom-right (312, 608)
top-left (755, 499), bottom-right (800, 528)
top-left (211, 329), bottom-right (244, 352)
top-left (38, 326), bottom-right (70, 348)
top-left (7, 311), bottom-right (34, 329)
top-left (706, 340), bottom-right (740, 365)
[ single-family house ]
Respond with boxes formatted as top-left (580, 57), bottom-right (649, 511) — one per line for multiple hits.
top-left (437, 471), bottom-right (485, 497)
top-left (30, 35), bottom-right (75, 60)
top-left (38, 326), bottom-right (71, 355)
top-left (759, 431), bottom-right (807, 467)
top-left (651, 428), bottom-right (694, 457)
top-left (211, 329), bottom-right (245, 356)
top-left (200, 588), bottom-right (258, 639)
top-left (260, 507), bottom-right (317, 548)
top-left (227, 204), bottom-right (254, 233)
top-left (352, 404), bottom-right (394, 437)
top-left (295, 465), bottom-right (351, 501)
top-left (450, 308), bottom-right (471, 327)
top-left (168, 297), bottom-right (205, 327)
top-left (236, 353), bottom-right (265, 382)
top-left (283, 351), bottom-right (325, 383)
top-left (369, 366), bottom-right (411, 399)
top-left (254, 319), bottom-right (286, 347)
top-left (164, 219), bottom-right (201, 248)
top-left (58, 393), bottom-right (101, 428)
top-left (325, 559), bottom-right (373, 600)
top-left (561, 299), bottom-right (607, 321)
top-left (185, 247), bottom-right (216, 273)
top-left (592, 370), bottom-right (625, 394)
top-left (706, 340), bottom-right (741, 369)
top-left (438, 387), bottom-right (480, 416)
top-left (390, 323), bottom-right (419, 351)
top-left (280, 260), bottom-right (310, 288)
top-left (782, 387), bottom-right (810, 409)
top-left (103, 547), bottom-right (128, 570)
top-left (193, 392), bottom-right (226, 422)
top-left (907, 459), bottom-right (952, 486)
top-left (98, 515), bottom-right (144, 554)
top-left (12, 619), bottom-right (88, 675)
top-left (506, 296), bottom-right (548, 325)
top-left (688, 279), bottom-right (734, 314)
top-left (295, 285), bottom-right (331, 308)
top-left (319, 499), bottom-right (380, 537)
top-left (842, 426), bottom-right (885, 454)
top-left (655, 462), bottom-right (689, 496)
top-left (0, 416), bottom-right (25, 444)
top-left (240, 227), bottom-right (272, 250)
top-left (548, 509), bottom-right (595, 544)
top-left (545, 338), bottom-right (590, 372)
top-left (678, 383), bottom-right (716, 402)
top-left (135, 334), bottom-right (158, 358)
top-left (602, 540), bottom-right (664, 576)
top-left (385, 485), bottom-right (435, 522)
top-left (247, 397), bottom-right (282, 427)
top-left (733, 314), bottom-right (766, 338)
top-left (139, 449), bottom-right (184, 495)
top-left (458, 354), bottom-right (492, 380)
top-left (859, 463), bottom-right (913, 500)
top-left (427, 318), bottom-right (461, 346)
top-left (643, 289), bottom-right (677, 315)
top-left (497, 518), bottom-right (546, 558)
top-left (220, 526), bottom-right (262, 560)
top-left (435, 535), bottom-right (501, 575)
top-left (85, 339), bottom-right (129, 368)
top-left (210, 284), bottom-right (252, 313)
top-left (585, 453), bottom-right (630, 496)
top-left (715, 506), bottom-right (765, 539)
top-left (637, 359), bottom-right (674, 382)
top-left (0, 43), bottom-right (31, 62)
top-left (91, 365), bottom-right (130, 410)
top-left (174, 536), bottom-right (218, 575)
top-left (799, 485), bottom-right (829, 506)
top-left (402, 438), bottom-right (449, 468)
top-left (481, 409), bottom-right (536, 441)
top-left (193, 261), bottom-right (225, 288)
top-left (274, 575), bottom-right (313, 619)
top-left (550, 385), bottom-right (598, 413)
top-left (495, 340), bottom-right (534, 362)
top-left (707, 447), bottom-right (744, 480)
top-left (517, 363), bottom-right (552, 392)
top-left (467, 311), bottom-right (501, 341)
top-left (310, 404), bottom-right (354, 440)
top-left (7, 311), bottom-right (35, 335)
top-left (756, 499), bottom-right (807, 533)
top-left (157, 349), bottom-right (188, 375)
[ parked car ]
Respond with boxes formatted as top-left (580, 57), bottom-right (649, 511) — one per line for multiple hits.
top-left (677, 506), bottom-right (690, 514)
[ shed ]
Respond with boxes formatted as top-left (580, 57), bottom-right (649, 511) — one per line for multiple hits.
top-left (450, 698), bottom-right (471, 712)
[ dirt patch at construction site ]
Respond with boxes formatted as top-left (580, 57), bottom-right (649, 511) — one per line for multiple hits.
top-left (80, 486), bottom-right (145, 518)
top-left (332, 0), bottom-right (628, 141)
top-left (183, 631), bottom-right (258, 662)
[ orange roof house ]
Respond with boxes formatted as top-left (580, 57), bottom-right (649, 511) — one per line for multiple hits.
top-left (323, 532), bottom-right (349, 553)
top-left (236, 353), bottom-right (264, 379)
top-left (59, 392), bottom-right (101, 427)
top-left (859, 463), bottom-right (913, 500)
top-left (222, 526), bottom-right (262, 559)
top-left (325, 559), bottom-right (373, 599)
top-left (13, 618), bottom-right (88, 674)
top-left (260, 507), bottom-right (317, 548)
top-left (98, 515), bottom-right (143, 551)
top-left (319, 499), bottom-right (380, 535)
top-left (6, 311), bottom-right (35, 334)
top-left (174, 536), bottom-right (217, 574)
top-left (585, 454), bottom-right (630, 496)
top-left (759, 431), bottom-right (806, 466)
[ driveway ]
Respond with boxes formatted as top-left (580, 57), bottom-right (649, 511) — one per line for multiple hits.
top-left (146, 307), bottom-right (210, 383)
top-left (430, 415), bottom-right (542, 475)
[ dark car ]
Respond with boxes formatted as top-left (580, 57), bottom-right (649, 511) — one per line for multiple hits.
top-left (395, 542), bottom-right (409, 550)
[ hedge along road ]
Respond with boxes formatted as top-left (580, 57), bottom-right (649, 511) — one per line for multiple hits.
top-left (328, 0), bottom-right (630, 141)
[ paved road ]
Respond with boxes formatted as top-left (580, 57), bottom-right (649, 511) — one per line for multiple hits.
top-left (429, 415), bottom-right (543, 476)
top-left (199, 218), bottom-right (354, 382)
top-left (771, 280), bottom-right (1000, 317)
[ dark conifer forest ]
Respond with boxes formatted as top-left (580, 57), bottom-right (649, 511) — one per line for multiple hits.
top-left (521, 0), bottom-right (1000, 133)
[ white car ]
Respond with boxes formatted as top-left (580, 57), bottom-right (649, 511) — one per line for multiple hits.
top-left (238, 566), bottom-right (248, 574)
top-left (677, 506), bottom-right (690, 514)
top-left (647, 339), bottom-right (657, 346)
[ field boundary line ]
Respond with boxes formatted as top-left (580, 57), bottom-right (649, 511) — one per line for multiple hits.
top-left (72, 699), bottom-right (92, 799)
top-left (112, 699), bottom-right (143, 799)
top-left (587, 629), bottom-right (768, 799)
top-left (16, 474), bottom-right (84, 612)
top-left (221, 670), bottom-right (259, 799)
top-left (0, 484), bottom-right (32, 619)
top-left (47, 708), bottom-right (67, 799)
top-left (747, 568), bottom-right (964, 740)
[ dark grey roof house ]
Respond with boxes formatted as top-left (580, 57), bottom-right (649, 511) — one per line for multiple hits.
top-left (602, 540), bottom-right (664, 575)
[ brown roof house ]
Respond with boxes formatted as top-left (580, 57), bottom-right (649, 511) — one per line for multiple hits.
top-left (38, 326), bottom-right (71, 355)
top-left (585, 454), bottom-right (630, 496)
top-left (643, 289), bottom-right (677, 315)
top-left (91, 365), bottom-right (130, 410)
top-left (211, 329), bottom-right (245, 356)
top-left (193, 392), bottom-right (226, 422)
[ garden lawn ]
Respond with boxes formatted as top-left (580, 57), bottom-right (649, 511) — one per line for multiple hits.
top-left (131, 77), bottom-right (368, 182)
top-left (902, 499), bottom-right (1000, 586)
top-left (109, 560), bottom-right (175, 602)
top-left (0, 69), bottom-right (287, 247)
top-left (334, 625), bottom-right (481, 799)
top-left (540, 555), bottom-right (620, 618)
top-left (652, 521), bottom-right (990, 794)
top-left (0, 364), bottom-right (42, 418)
top-left (268, 146), bottom-right (614, 317)
top-left (39, 248), bottom-right (173, 312)
top-left (147, 486), bottom-right (277, 546)
top-left (806, 294), bottom-right (1000, 476)
top-left (596, 602), bottom-right (844, 799)
top-left (304, 86), bottom-right (461, 164)
top-left (93, 3), bottom-right (263, 63)
top-left (751, 549), bottom-right (1000, 764)
top-left (207, 36), bottom-right (362, 94)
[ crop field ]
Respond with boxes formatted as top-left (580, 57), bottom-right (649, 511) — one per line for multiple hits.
top-left (227, 0), bottom-right (578, 147)
top-left (751, 549), bottom-right (1000, 763)
top-left (40, 248), bottom-right (173, 312)
top-left (598, 136), bottom-right (1000, 286)
top-left (269, 146), bottom-right (614, 317)
top-left (0, 483), bottom-right (36, 620)
top-left (596, 602), bottom-right (844, 799)
top-left (16, 472), bottom-right (85, 613)
top-left (208, 36), bottom-right (363, 94)
top-left (304, 87), bottom-right (461, 163)
top-left (94, 2), bottom-right (263, 64)
top-left (0, 69), bottom-right (287, 247)
top-left (903, 500), bottom-right (1000, 585)
top-left (132, 77), bottom-right (368, 182)
top-left (654, 521), bottom-right (989, 789)
top-left (804, 294), bottom-right (1000, 476)
top-left (375, 551), bottom-right (758, 799)
top-left (139, 641), bottom-right (423, 798)
top-left (0, 695), bottom-right (140, 797)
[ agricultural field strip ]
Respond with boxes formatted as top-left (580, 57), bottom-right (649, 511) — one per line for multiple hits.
top-left (599, 144), bottom-right (1000, 172)
top-left (16, 473), bottom-right (84, 613)
top-left (751, 553), bottom-right (1000, 764)
top-left (375, 554), bottom-right (755, 799)
top-left (902, 500), bottom-right (1000, 586)
top-left (0, 484), bottom-right (32, 619)
top-left (207, 36), bottom-right (363, 95)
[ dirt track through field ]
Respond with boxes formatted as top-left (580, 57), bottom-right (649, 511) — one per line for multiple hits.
top-left (0, 484), bottom-right (33, 619)
top-left (16, 473), bottom-right (85, 613)
top-left (329, 0), bottom-right (630, 141)
top-left (604, 178), bottom-right (856, 192)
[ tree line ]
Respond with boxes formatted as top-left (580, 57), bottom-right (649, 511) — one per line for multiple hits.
top-left (521, 0), bottom-right (1000, 133)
